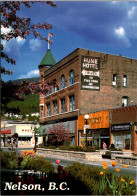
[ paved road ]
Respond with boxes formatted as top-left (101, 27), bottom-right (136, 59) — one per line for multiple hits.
top-left (2, 147), bottom-right (137, 184)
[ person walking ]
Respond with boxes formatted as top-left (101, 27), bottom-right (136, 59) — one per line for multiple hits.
top-left (103, 141), bottom-right (107, 150)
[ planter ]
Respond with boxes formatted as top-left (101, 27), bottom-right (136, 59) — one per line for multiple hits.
top-left (36, 148), bottom-right (102, 161)
top-left (111, 151), bottom-right (134, 160)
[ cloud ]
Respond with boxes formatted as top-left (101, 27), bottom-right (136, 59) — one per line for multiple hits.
top-left (1, 26), bottom-right (12, 34)
top-left (128, 6), bottom-right (137, 16)
top-left (29, 39), bottom-right (43, 51)
top-left (2, 40), bottom-right (11, 52)
top-left (114, 27), bottom-right (125, 37)
top-left (18, 69), bottom-right (39, 79)
top-left (16, 37), bottom-right (26, 45)
top-left (2, 37), bottom-right (26, 55)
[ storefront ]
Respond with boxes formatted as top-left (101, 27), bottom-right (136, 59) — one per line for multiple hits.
top-left (111, 123), bottom-right (132, 150)
top-left (110, 105), bottom-right (137, 152)
top-left (78, 110), bottom-right (110, 148)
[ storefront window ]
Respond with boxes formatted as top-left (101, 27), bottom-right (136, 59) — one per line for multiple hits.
top-left (113, 135), bottom-right (121, 149)
top-left (122, 134), bottom-right (131, 150)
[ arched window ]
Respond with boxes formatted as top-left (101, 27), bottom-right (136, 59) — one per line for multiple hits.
top-left (60, 75), bottom-right (65, 89)
top-left (53, 79), bottom-right (58, 93)
top-left (69, 70), bottom-right (75, 85)
top-left (41, 75), bottom-right (43, 80)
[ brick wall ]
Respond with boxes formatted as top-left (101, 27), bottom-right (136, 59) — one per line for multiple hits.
top-left (78, 48), bottom-right (137, 114)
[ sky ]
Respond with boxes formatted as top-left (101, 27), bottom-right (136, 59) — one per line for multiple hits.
top-left (2, 1), bottom-right (137, 81)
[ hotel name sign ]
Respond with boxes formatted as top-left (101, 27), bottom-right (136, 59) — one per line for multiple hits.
top-left (81, 56), bottom-right (100, 91)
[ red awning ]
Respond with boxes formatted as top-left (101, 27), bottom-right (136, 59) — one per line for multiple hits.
top-left (1, 129), bottom-right (11, 134)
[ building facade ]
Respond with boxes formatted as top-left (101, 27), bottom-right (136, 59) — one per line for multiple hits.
top-left (1, 121), bottom-right (39, 147)
top-left (39, 48), bottom-right (137, 146)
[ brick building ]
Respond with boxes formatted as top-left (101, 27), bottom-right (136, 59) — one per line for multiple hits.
top-left (39, 48), bottom-right (137, 146)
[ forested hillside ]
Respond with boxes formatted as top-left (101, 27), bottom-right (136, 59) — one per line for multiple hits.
top-left (7, 94), bottom-right (39, 115)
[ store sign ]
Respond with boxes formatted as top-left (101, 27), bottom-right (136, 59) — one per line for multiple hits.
top-left (111, 124), bottom-right (131, 131)
top-left (81, 56), bottom-right (100, 91)
top-left (1, 129), bottom-right (11, 134)
top-left (78, 110), bottom-right (110, 130)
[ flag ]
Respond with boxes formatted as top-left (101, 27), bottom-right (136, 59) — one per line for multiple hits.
top-left (49, 33), bottom-right (53, 37)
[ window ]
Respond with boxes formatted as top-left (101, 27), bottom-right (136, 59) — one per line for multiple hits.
top-left (113, 135), bottom-right (121, 149)
top-left (46, 89), bottom-right (51, 96)
top-left (53, 79), bottom-right (58, 93)
top-left (60, 75), bottom-right (65, 89)
top-left (61, 98), bottom-right (65, 113)
top-left (40, 106), bottom-right (43, 118)
top-left (41, 86), bottom-right (43, 97)
top-left (123, 75), bottom-right (127, 87)
top-left (122, 96), bottom-right (128, 107)
top-left (122, 134), bottom-right (131, 150)
top-left (41, 75), bottom-right (43, 80)
top-left (53, 101), bottom-right (57, 115)
top-left (69, 95), bottom-right (75, 111)
top-left (69, 70), bottom-right (75, 85)
top-left (112, 74), bottom-right (117, 86)
top-left (47, 103), bottom-right (50, 117)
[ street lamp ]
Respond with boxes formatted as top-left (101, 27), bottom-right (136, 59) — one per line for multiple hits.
top-left (84, 114), bottom-right (89, 148)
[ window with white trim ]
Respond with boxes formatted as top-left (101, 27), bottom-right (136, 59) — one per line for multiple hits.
top-left (122, 96), bottom-right (128, 107)
top-left (60, 75), bottom-right (65, 89)
top-left (69, 70), bottom-right (75, 85)
top-left (53, 101), bottom-right (57, 115)
top-left (69, 95), bottom-right (75, 111)
top-left (47, 103), bottom-right (50, 117)
top-left (112, 74), bottom-right (117, 86)
top-left (123, 75), bottom-right (127, 87)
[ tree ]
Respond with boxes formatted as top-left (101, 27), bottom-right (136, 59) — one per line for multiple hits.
top-left (1, 1), bottom-right (56, 74)
top-left (47, 124), bottom-right (71, 147)
top-left (1, 1), bottom-right (57, 114)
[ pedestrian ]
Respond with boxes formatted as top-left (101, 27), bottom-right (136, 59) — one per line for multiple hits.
top-left (103, 141), bottom-right (107, 150)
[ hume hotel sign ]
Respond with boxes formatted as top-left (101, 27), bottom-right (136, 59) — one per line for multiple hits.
top-left (81, 56), bottom-right (100, 91)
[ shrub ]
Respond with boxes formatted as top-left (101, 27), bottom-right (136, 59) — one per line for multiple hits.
top-left (29, 157), bottom-right (55, 174)
top-left (65, 162), bottom-right (112, 195)
top-left (1, 151), bottom-right (18, 169)
top-left (9, 159), bottom-right (18, 169)
top-left (49, 145), bottom-right (56, 149)
top-left (47, 123), bottom-right (71, 147)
